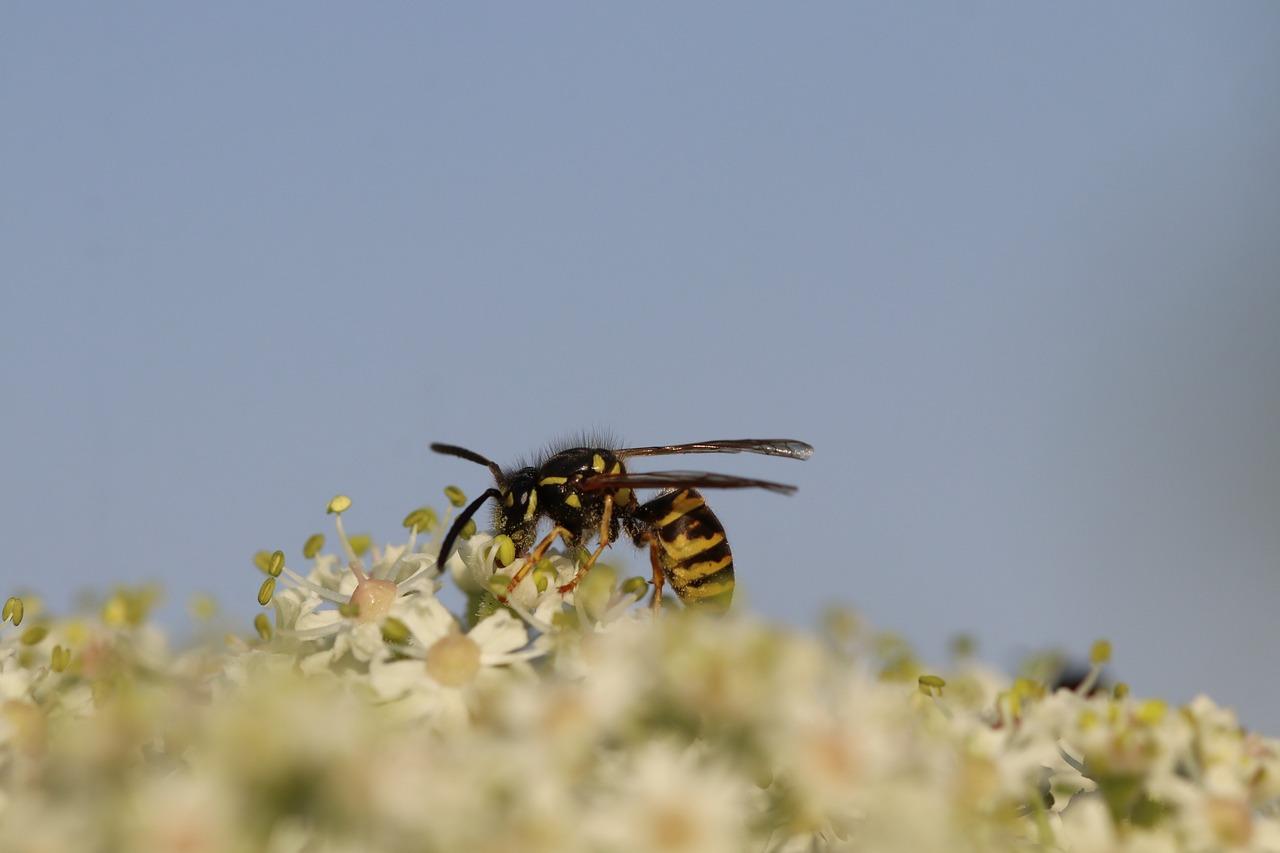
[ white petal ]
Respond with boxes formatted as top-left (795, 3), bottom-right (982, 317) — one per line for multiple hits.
top-left (471, 609), bottom-right (530, 658)
top-left (295, 607), bottom-right (343, 633)
top-left (368, 658), bottom-right (432, 701)
top-left (400, 596), bottom-right (458, 646)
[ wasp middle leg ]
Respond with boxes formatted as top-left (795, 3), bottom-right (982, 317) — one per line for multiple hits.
top-left (556, 493), bottom-right (614, 595)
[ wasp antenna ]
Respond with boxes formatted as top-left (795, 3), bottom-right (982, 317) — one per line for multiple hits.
top-left (436, 487), bottom-right (502, 571)
top-left (430, 442), bottom-right (505, 483)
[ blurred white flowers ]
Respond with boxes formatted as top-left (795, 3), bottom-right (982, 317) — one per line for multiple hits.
top-left (0, 489), bottom-right (1277, 852)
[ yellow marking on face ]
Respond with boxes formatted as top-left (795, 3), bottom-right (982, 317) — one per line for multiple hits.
top-left (565, 493), bottom-right (581, 509)
top-left (657, 491), bottom-right (705, 527)
top-left (660, 531), bottom-right (725, 562)
top-left (677, 577), bottom-right (735, 600)
top-left (614, 487), bottom-right (632, 505)
top-left (523, 489), bottom-right (538, 521)
top-left (669, 554), bottom-right (732, 585)
top-left (539, 476), bottom-right (568, 486)
top-left (591, 453), bottom-right (606, 473)
top-left (503, 491), bottom-right (514, 507)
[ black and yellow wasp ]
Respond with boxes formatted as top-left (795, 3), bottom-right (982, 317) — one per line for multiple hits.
top-left (431, 437), bottom-right (812, 611)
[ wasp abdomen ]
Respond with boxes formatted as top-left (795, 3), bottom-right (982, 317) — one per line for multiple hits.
top-left (634, 488), bottom-right (735, 612)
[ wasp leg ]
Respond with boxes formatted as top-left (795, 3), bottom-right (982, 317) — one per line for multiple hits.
top-left (557, 494), bottom-right (614, 595)
top-left (502, 525), bottom-right (572, 600)
top-left (647, 539), bottom-right (665, 614)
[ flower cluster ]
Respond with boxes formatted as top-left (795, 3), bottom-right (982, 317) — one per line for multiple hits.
top-left (1, 489), bottom-right (1277, 851)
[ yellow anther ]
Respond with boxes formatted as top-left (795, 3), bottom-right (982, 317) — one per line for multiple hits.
top-left (919, 674), bottom-right (947, 689)
top-left (338, 602), bottom-right (360, 618)
top-left (267, 550), bottom-right (285, 577)
top-left (1136, 699), bottom-right (1168, 726)
top-left (381, 617), bottom-right (411, 645)
top-left (493, 535), bottom-right (516, 568)
top-left (20, 626), bottom-right (48, 646)
top-left (444, 485), bottom-right (466, 507)
top-left (253, 613), bottom-right (273, 640)
top-left (621, 576), bottom-right (649, 599)
top-left (51, 645), bottom-right (70, 673)
top-left (257, 577), bottom-right (276, 606)
top-left (347, 533), bottom-right (372, 557)
top-left (533, 560), bottom-right (557, 593)
top-left (303, 533), bottom-right (325, 559)
top-left (1090, 639), bottom-right (1112, 665)
top-left (459, 519), bottom-right (477, 540)
top-left (551, 610), bottom-right (580, 631)
top-left (2, 597), bottom-right (22, 626)
top-left (1113, 682), bottom-right (1130, 700)
top-left (253, 550), bottom-right (273, 573)
top-left (189, 594), bottom-right (219, 621)
top-left (402, 507), bottom-right (437, 530)
top-left (102, 595), bottom-right (128, 626)
top-left (327, 494), bottom-right (352, 514)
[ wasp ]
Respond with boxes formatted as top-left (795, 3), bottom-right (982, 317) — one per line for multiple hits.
top-left (430, 437), bottom-right (812, 611)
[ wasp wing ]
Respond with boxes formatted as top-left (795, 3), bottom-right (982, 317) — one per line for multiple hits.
top-left (614, 438), bottom-right (813, 461)
top-left (578, 470), bottom-right (798, 495)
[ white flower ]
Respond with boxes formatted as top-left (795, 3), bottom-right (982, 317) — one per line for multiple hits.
top-left (266, 510), bottom-right (442, 668)
top-left (368, 598), bottom-right (543, 730)
top-left (584, 742), bottom-right (755, 853)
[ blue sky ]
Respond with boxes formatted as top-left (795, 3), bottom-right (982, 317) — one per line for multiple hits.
top-left (3, 4), bottom-right (1279, 726)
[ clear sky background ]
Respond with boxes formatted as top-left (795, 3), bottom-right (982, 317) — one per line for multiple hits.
top-left (3, 5), bottom-right (1278, 726)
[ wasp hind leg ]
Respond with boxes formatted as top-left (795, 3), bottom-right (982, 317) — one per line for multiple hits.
top-left (647, 539), bottom-right (666, 613)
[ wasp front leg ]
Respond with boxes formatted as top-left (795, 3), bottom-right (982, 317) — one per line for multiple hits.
top-left (502, 525), bottom-right (573, 601)
top-left (556, 493), bottom-right (614, 595)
